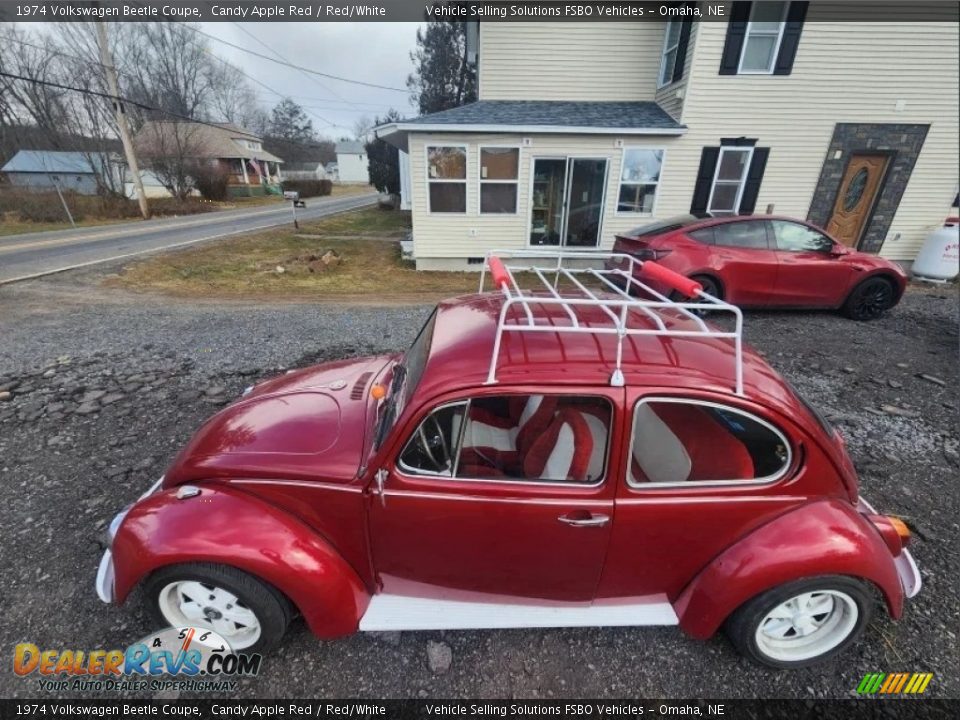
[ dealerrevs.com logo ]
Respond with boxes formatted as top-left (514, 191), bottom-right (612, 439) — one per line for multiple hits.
top-left (14, 627), bottom-right (262, 693)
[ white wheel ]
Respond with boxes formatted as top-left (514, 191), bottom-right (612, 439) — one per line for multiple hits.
top-left (158, 580), bottom-right (262, 650)
top-left (753, 590), bottom-right (859, 663)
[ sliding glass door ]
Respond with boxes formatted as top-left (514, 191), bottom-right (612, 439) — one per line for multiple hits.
top-left (529, 157), bottom-right (608, 248)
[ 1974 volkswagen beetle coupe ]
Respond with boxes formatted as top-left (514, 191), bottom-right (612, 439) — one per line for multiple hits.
top-left (96, 252), bottom-right (920, 668)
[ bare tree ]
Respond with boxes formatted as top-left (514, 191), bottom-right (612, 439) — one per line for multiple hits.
top-left (137, 121), bottom-right (207, 201)
top-left (352, 115), bottom-right (373, 142)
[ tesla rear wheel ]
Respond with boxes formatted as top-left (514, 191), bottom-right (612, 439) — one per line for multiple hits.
top-left (144, 563), bottom-right (292, 652)
top-left (725, 576), bottom-right (872, 668)
top-left (842, 277), bottom-right (895, 321)
top-left (671, 276), bottom-right (721, 315)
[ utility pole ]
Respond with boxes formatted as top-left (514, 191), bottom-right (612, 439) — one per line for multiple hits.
top-left (96, 21), bottom-right (149, 219)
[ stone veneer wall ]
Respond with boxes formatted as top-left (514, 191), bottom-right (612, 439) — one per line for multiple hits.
top-left (807, 123), bottom-right (929, 253)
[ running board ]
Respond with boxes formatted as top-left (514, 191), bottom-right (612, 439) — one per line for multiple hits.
top-left (358, 594), bottom-right (679, 631)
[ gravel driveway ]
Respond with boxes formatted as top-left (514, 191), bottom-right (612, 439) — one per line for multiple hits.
top-left (0, 272), bottom-right (956, 700)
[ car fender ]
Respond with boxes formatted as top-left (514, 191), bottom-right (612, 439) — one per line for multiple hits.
top-left (672, 499), bottom-right (903, 640)
top-left (111, 484), bottom-right (369, 639)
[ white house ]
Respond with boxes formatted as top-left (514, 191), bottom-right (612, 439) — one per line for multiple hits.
top-left (376, 5), bottom-right (959, 270)
top-left (335, 141), bottom-right (369, 184)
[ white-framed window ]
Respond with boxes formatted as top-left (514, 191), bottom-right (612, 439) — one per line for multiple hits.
top-left (627, 398), bottom-right (791, 487)
top-left (479, 146), bottom-right (520, 214)
top-left (426, 145), bottom-right (467, 213)
top-left (738, 1), bottom-right (789, 74)
top-left (617, 148), bottom-right (664, 215)
top-left (707, 146), bottom-right (754, 216)
top-left (658, 21), bottom-right (683, 87)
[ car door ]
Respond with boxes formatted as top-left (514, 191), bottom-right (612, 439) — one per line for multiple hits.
top-left (702, 220), bottom-right (778, 306)
top-left (597, 391), bottom-right (805, 600)
top-left (367, 389), bottom-right (622, 601)
top-left (768, 219), bottom-right (855, 307)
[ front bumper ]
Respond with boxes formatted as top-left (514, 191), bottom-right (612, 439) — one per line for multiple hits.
top-left (95, 477), bottom-right (164, 603)
top-left (858, 496), bottom-right (922, 599)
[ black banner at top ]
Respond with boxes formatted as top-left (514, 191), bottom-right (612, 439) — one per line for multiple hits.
top-left (0, 1), bottom-right (958, 23)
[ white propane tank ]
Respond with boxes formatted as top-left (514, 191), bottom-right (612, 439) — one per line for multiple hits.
top-left (912, 218), bottom-right (959, 282)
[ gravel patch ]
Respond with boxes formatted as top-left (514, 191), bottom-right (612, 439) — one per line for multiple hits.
top-left (0, 275), bottom-right (957, 700)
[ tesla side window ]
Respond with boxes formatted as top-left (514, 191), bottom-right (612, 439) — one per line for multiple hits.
top-left (628, 399), bottom-right (791, 486)
top-left (771, 220), bottom-right (834, 253)
top-left (688, 227), bottom-right (715, 244)
top-left (712, 221), bottom-right (769, 249)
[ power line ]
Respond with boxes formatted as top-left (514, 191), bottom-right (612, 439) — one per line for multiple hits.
top-left (181, 23), bottom-right (408, 93)
top-left (231, 22), bottom-right (359, 110)
top-left (0, 70), bottom-right (342, 152)
top-left (1, 34), bottom-right (117, 75)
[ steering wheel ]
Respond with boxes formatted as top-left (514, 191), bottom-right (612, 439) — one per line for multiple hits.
top-left (417, 414), bottom-right (451, 472)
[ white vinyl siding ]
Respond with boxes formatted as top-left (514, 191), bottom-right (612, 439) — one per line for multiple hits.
top-left (407, 133), bottom-right (683, 263)
top-left (675, 19), bottom-right (958, 261)
top-left (478, 23), bottom-right (663, 101)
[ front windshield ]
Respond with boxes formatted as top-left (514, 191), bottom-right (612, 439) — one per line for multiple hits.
top-left (374, 309), bottom-right (437, 449)
top-left (401, 309), bottom-right (436, 405)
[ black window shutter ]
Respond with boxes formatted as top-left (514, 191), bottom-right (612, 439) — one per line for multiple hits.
top-left (691, 147), bottom-right (720, 215)
top-left (672, 19), bottom-right (694, 83)
top-left (774, 2), bottom-right (809, 75)
top-left (719, 2), bottom-right (752, 75)
top-left (739, 148), bottom-right (770, 215)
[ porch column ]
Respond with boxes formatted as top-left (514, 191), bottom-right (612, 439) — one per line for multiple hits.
top-left (240, 158), bottom-right (250, 185)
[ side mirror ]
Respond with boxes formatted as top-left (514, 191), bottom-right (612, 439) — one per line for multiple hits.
top-left (829, 244), bottom-right (850, 257)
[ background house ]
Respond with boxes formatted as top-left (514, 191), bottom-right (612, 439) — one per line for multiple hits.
top-left (0, 150), bottom-right (122, 195)
top-left (325, 162), bottom-right (339, 181)
top-left (335, 141), bottom-right (369, 183)
top-left (134, 121), bottom-right (283, 197)
top-left (377, 6), bottom-right (959, 271)
top-left (281, 161), bottom-right (329, 181)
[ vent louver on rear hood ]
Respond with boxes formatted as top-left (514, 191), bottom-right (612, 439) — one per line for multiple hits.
top-left (350, 372), bottom-right (373, 400)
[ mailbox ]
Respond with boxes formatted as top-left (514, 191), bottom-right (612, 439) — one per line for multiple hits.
top-left (283, 191), bottom-right (300, 201)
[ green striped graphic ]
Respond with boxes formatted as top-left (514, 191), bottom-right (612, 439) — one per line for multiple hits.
top-left (857, 673), bottom-right (886, 694)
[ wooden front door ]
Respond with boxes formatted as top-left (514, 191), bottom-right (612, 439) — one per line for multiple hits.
top-left (826, 153), bottom-right (890, 248)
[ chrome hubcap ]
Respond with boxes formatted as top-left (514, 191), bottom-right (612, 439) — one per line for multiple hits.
top-left (158, 581), bottom-right (261, 650)
top-left (755, 590), bottom-right (858, 662)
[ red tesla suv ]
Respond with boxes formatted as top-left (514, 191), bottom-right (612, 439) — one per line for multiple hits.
top-left (609, 215), bottom-right (907, 320)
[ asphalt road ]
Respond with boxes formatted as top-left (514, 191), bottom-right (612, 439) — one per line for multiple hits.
top-left (0, 191), bottom-right (377, 284)
top-left (0, 272), bottom-right (956, 701)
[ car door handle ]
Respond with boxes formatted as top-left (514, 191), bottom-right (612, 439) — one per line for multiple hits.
top-left (558, 513), bottom-right (610, 527)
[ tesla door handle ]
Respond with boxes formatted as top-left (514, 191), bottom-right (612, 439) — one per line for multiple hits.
top-left (558, 513), bottom-right (610, 527)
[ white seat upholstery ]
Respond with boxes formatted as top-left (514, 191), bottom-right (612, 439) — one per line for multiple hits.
top-left (631, 403), bottom-right (692, 484)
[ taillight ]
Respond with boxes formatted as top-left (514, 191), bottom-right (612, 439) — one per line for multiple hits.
top-left (867, 514), bottom-right (911, 556)
top-left (632, 248), bottom-right (672, 261)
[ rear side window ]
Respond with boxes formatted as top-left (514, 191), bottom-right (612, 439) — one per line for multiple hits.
top-left (628, 399), bottom-right (790, 486)
top-left (688, 227), bottom-right (715, 244)
top-left (713, 221), bottom-right (769, 249)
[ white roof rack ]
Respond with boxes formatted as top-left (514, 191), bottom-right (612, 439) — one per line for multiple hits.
top-left (478, 249), bottom-right (745, 395)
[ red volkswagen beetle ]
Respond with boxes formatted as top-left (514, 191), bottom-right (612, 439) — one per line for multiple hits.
top-left (609, 215), bottom-right (908, 320)
top-left (96, 253), bottom-right (920, 668)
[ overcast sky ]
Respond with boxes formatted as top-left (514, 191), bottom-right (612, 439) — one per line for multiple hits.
top-left (198, 22), bottom-right (422, 138)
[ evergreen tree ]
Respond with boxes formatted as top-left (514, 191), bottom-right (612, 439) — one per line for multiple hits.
top-left (268, 99), bottom-right (315, 143)
top-left (406, 22), bottom-right (476, 114)
top-left (365, 109), bottom-right (402, 195)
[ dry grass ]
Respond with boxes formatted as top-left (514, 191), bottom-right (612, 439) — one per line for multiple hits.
top-left (329, 184), bottom-right (377, 197)
top-left (109, 207), bottom-right (482, 301)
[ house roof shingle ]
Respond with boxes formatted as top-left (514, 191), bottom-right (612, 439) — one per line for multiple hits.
top-left (134, 122), bottom-right (283, 163)
top-left (399, 100), bottom-right (685, 131)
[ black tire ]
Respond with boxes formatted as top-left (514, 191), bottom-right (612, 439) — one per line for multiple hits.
top-left (842, 277), bottom-right (896, 321)
top-left (143, 562), bottom-right (292, 653)
top-left (725, 575), bottom-right (873, 669)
